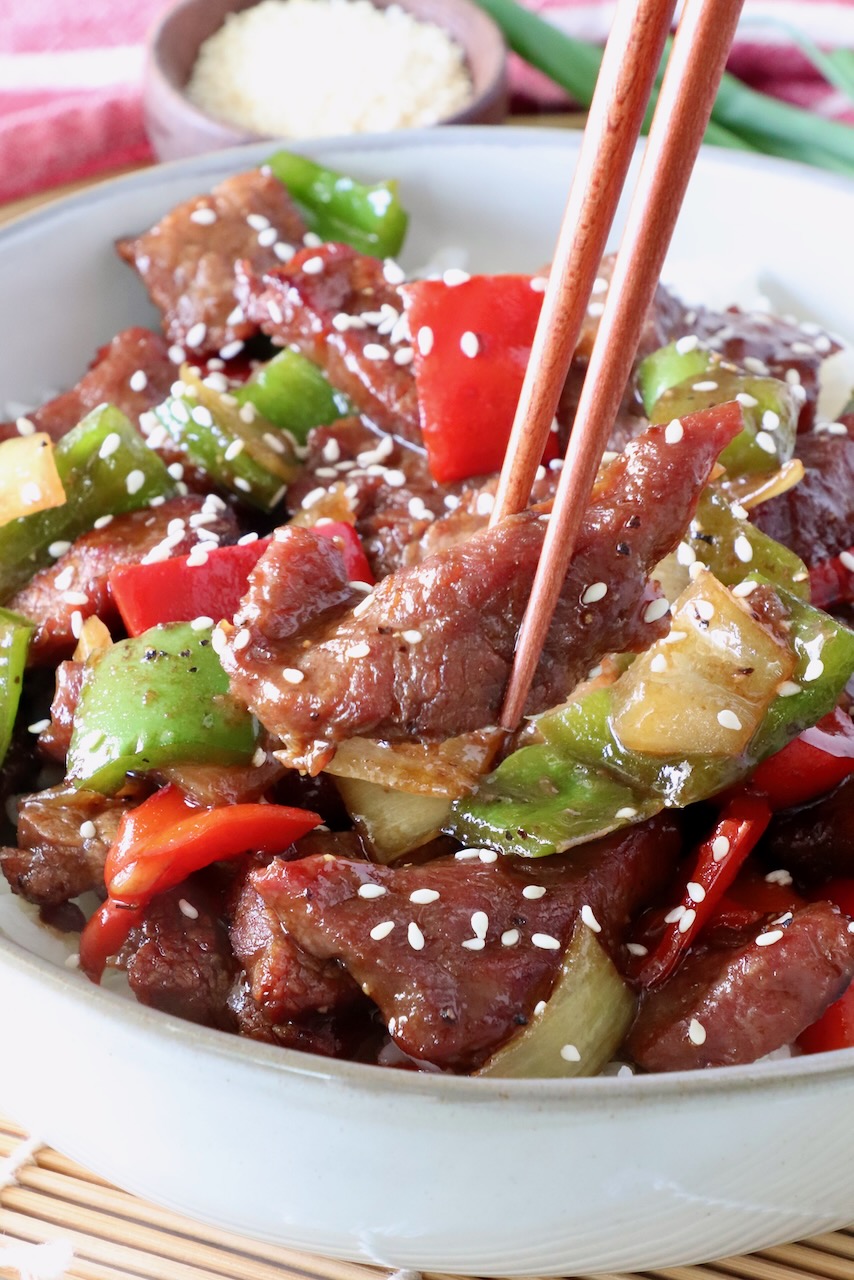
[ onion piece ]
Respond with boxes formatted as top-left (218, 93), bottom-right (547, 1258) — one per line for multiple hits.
top-left (0, 433), bottom-right (66, 525)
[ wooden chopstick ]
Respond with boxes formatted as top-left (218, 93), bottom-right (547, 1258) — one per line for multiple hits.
top-left (498, 0), bottom-right (746, 732)
top-left (490, 0), bottom-right (677, 528)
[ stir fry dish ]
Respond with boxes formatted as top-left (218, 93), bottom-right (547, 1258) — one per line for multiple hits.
top-left (2, 153), bottom-right (854, 1077)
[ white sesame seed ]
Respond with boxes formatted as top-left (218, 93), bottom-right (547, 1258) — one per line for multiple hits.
top-left (803, 659), bottom-right (824, 682)
top-left (251, 746), bottom-right (268, 768)
top-left (692, 380), bottom-right (718, 392)
top-left (124, 469), bottom-right (146, 496)
top-left (27, 718), bottom-right (51, 734)
top-left (532, 933), bottom-right (561, 950)
top-left (62, 591), bottom-right (89, 606)
top-left (93, 514), bottom-right (113, 530)
top-left (220, 340), bottom-right (245, 360)
top-left (644, 597), bottom-right (671, 624)
top-left (533, 1000), bottom-right (547, 1016)
top-left (735, 392), bottom-right (759, 408)
top-left (626, 942), bottom-right (648, 957)
top-left (20, 481), bottom-right (42, 505)
top-left (257, 226), bottom-right (278, 248)
top-left (530, 275), bottom-right (548, 292)
top-left (717, 709), bottom-right (742, 731)
top-left (734, 535), bottom-right (754, 563)
top-left (70, 611), bottom-right (84, 639)
top-left (460, 331), bottom-right (479, 358)
top-left (501, 929), bottom-right (520, 946)
top-left (462, 938), bottom-right (485, 951)
top-left (303, 231), bottom-right (323, 247)
top-left (650, 653), bottom-right (667, 674)
top-left (756, 929), bottom-right (784, 948)
top-left (359, 884), bottom-right (388, 899)
top-left (522, 885), bottom-right (546, 900)
top-left (128, 370), bottom-right (148, 395)
top-left (686, 882), bottom-right (706, 903)
top-left (615, 806), bottom-right (638, 819)
top-left (168, 344), bottom-right (186, 364)
top-left (765, 868), bottom-right (793, 887)
top-left (345, 641), bottom-right (371, 659)
top-left (688, 1018), bottom-right (707, 1046)
top-left (302, 255), bottom-right (325, 275)
top-left (694, 599), bottom-right (715, 621)
top-left (401, 629), bottom-right (423, 645)
top-left (471, 911), bottom-right (489, 939)
top-left (370, 921), bottom-right (395, 941)
top-left (190, 206), bottom-right (217, 226)
top-left (408, 922), bottom-right (425, 951)
top-left (587, 301), bottom-right (605, 318)
top-left (410, 889), bottom-right (439, 904)
top-left (224, 439), bottom-right (244, 463)
top-left (48, 541), bottom-right (72, 559)
top-left (664, 904), bottom-right (686, 924)
top-left (383, 259), bottom-right (406, 285)
top-left (560, 1044), bottom-right (581, 1063)
top-left (712, 835), bottom-right (731, 861)
top-left (417, 326), bottom-right (434, 356)
top-left (15, 416), bottom-right (35, 436)
top-left (581, 581), bottom-right (608, 604)
top-left (580, 905), bottom-right (602, 933)
top-left (246, 213), bottom-right (270, 230)
top-left (839, 550), bottom-right (854, 574)
top-left (744, 356), bottom-right (769, 375)
top-left (443, 268), bottom-right (470, 286)
top-left (732, 580), bottom-right (758, 598)
top-left (755, 431), bottom-right (777, 454)
top-left (232, 628), bottom-right (251, 651)
top-left (675, 335), bottom-right (699, 354)
top-left (234, 477), bottom-right (252, 493)
top-left (77, 819), bottom-right (97, 841)
top-left (186, 548), bottom-right (209, 568)
top-left (761, 410), bottom-right (780, 432)
top-left (185, 322), bottom-right (207, 350)
top-left (364, 343), bottom-right (390, 361)
top-left (475, 491), bottom-right (495, 517)
top-left (678, 908), bottom-right (697, 934)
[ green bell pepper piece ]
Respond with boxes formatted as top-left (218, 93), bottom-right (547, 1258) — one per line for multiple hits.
top-left (449, 578), bottom-right (854, 857)
top-left (266, 151), bottom-right (409, 259)
top-left (152, 366), bottom-right (299, 511)
top-left (639, 342), bottom-right (798, 475)
top-left (67, 622), bottom-right (259, 794)
top-left (0, 405), bottom-right (176, 604)
top-left (0, 607), bottom-right (34, 768)
top-left (234, 348), bottom-right (352, 444)
top-left (675, 488), bottom-right (810, 599)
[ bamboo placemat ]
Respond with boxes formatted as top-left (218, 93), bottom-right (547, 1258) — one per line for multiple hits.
top-left (0, 1113), bottom-right (852, 1280)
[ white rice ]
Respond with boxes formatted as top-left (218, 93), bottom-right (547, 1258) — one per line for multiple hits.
top-left (187, 0), bottom-right (473, 137)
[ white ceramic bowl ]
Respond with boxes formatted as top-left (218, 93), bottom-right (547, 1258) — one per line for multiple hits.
top-left (2, 129), bottom-right (854, 1276)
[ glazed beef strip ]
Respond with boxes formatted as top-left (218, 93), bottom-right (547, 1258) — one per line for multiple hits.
top-left (222, 409), bottom-right (739, 772)
top-left (627, 902), bottom-right (854, 1071)
top-left (253, 815), bottom-right (681, 1071)
top-left (237, 242), bottom-right (421, 442)
top-left (0, 784), bottom-right (140, 906)
top-left (759, 775), bottom-right (854, 885)
top-left (122, 884), bottom-right (237, 1030)
top-left (117, 169), bottom-right (307, 357)
top-left (0, 328), bottom-right (176, 444)
top-left (9, 494), bottom-right (239, 664)
top-left (751, 426), bottom-right (854, 567)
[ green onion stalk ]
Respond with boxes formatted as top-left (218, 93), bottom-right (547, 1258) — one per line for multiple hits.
top-left (474, 0), bottom-right (854, 175)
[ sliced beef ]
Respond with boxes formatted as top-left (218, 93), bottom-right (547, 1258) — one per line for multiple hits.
top-left (751, 427), bottom-right (854, 567)
top-left (227, 974), bottom-right (356, 1058)
top-left (627, 901), bottom-right (854, 1071)
top-left (117, 169), bottom-right (307, 357)
top-left (37, 660), bottom-right (83, 763)
top-left (123, 884), bottom-right (237, 1029)
top-left (9, 495), bottom-right (239, 664)
top-left (153, 755), bottom-right (285, 807)
top-left (0, 328), bottom-right (176, 444)
top-left (0, 784), bottom-right (139, 905)
top-left (230, 872), bottom-right (362, 1024)
top-left (759, 775), bottom-right (854, 885)
top-left (694, 307), bottom-right (838, 433)
top-left (223, 410), bottom-right (739, 772)
top-left (254, 815), bottom-right (681, 1070)
top-left (237, 242), bottom-right (421, 441)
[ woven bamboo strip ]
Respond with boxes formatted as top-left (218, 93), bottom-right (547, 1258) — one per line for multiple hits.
top-left (800, 1235), bottom-right (854, 1260)
top-left (0, 1206), bottom-right (247, 1280)
top-left (0, 1135), bottom-right (113, 1187)
top-left (710, 1254), bottom-right (839, 1280)
top-left (758, 1245), bottom-right (854, 1280)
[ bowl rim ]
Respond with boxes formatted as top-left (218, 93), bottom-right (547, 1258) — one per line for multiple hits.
top-left (144, 0), bottom-right (508, 142)
top-left (4, 124), bottom-right (854, 1107)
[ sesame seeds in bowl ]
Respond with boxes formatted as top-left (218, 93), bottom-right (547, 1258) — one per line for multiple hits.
top-left (144, 0), bottom-right (508, 162)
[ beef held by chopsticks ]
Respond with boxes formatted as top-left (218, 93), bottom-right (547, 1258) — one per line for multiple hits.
top-left (220, 404), bottom-right (740, 773)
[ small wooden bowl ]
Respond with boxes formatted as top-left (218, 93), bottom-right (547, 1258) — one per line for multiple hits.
top-left (144, 0), bottom-right (508, 162)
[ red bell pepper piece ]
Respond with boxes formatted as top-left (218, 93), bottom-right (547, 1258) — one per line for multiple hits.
top-left (798, 878), bottom-right (854, 1053)
top-left (104, 784), bottom-right (320, 905)
top-left (639, 794), bottom-right (772, 988)
top-left (110, 522), bottom-right (373, 636)
top-left (312, 520), bottom-right (375, 586)
top-left (809, 545), bottom-right (854, 611)
top-left (749, 707), bottom-right (854, 811)
top-left (78, 898), bottom-right (146, 983)
top-left (402, 275), bottom-right (557, 484)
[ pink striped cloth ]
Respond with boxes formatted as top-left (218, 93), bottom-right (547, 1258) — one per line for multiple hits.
top-left (1, 0), bottom-right (852, 204)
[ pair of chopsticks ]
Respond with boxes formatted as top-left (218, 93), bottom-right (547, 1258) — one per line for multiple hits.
top-left (493, 0), bottom-right (745, 731)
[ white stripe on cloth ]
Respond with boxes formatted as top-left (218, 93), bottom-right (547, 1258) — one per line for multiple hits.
top-left (0, 45), bottom-right (145, 93)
